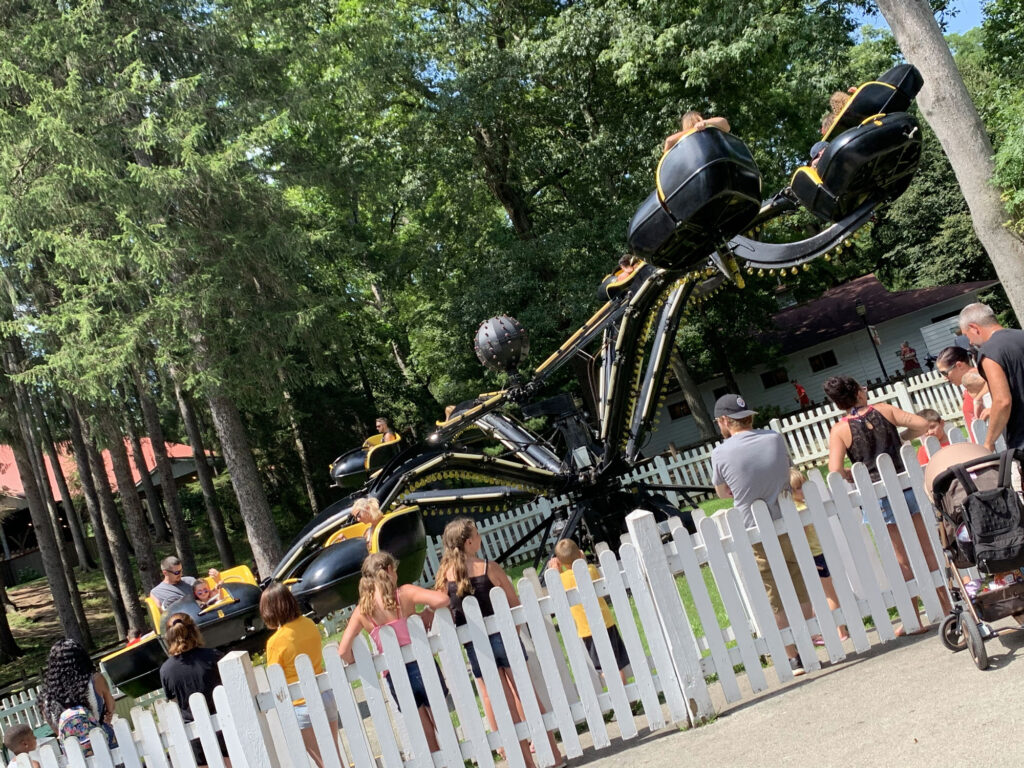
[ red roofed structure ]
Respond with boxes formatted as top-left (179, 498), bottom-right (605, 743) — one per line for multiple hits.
top-left (0, 438), bottom-right (205, 512)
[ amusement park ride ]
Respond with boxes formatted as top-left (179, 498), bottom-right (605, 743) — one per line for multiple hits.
top-left (102, 65), bottom-right (926, 695)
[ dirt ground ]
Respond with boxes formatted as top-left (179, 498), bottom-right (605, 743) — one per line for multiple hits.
top-left (2, 576), bottom-right (121, 691)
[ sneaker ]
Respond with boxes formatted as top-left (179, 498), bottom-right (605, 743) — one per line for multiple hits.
top-left (789, 655), bottom-right (805, 677)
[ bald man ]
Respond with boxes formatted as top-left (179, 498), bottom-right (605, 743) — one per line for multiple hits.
top-left (960, 302), bottom-right (1024, 451)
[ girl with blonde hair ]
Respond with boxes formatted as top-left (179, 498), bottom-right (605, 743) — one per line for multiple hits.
top-left (338, 552), bottom-right (450, 753)
top-left (352, 497), bottom-right (384, 547)
top-left (435, 518), bottom-right (562, 768)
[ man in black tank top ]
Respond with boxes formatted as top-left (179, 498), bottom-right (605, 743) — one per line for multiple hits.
top-left (961, 302), bottom-right (1024, 451)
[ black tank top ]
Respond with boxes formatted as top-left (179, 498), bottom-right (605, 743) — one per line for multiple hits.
top-left (844, 406), bottom-right (904, 481)
top-left (446, 562), bottom-right (495, 626)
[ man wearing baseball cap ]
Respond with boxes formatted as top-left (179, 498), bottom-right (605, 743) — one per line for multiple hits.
top-left (711, 393), bottom-right (809, 675)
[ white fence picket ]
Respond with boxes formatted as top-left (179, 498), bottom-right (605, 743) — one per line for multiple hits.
top-left (516, 579), bottom-right (583, 758)
top-left (698, 516), bottom-right (768, 694)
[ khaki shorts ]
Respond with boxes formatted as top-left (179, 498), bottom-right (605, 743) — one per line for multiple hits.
top-left (753, 533), bottom-right (810, 615)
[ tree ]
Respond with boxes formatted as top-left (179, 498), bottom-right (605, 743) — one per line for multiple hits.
top-left (874, 0), bottom-right (1024, 319)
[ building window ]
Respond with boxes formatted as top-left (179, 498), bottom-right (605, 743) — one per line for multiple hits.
top-left (809, 350), bottom-right (838, 372)
top-left (668, 400), bottom-right (692, 420)
top-left (712, 386), bottom-right (728, 401)
top-left (760, 368), bottom-right (789, 389)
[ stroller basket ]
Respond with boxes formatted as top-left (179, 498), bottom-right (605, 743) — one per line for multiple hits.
top-left (930, 449), bottom-right (1024, 575)
top-left (973, 580), bottom-right (1024, 622)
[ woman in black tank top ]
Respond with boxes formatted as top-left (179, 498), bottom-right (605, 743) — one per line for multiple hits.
top-left (435, 518), bottom-right (562, 768)
top-left (824, 375), bottom-right (952, 630)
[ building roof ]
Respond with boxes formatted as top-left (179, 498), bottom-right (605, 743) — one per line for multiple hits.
top-left (0, 437), bottom-right (201, 506)
top-left (769, 274), bottom-right (998, 354)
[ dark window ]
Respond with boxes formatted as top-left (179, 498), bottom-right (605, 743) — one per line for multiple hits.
top-left (712, 386), bottom-right (729, 401)
top-left (809, 350), bottom-right (838, 372)
top-left (668, 400), bottom-right (692, 420)
top-left (759, 368), bottom-right (789, 389)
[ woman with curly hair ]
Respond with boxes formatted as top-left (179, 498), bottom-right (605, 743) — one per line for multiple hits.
top-left (338, 552), bottom-right (450, 754)
top-left (42, 639), bottom-right (116, 756)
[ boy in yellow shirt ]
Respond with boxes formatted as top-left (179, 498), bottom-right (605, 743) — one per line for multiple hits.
top-left (550, 539), bottom-right (630, 683)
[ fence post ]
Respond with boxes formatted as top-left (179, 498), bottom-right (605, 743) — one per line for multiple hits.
top-left (769, 417), bottom-right (783, 434)
top-left (624, 509), bottom-right (714, 725)
top-left (216, 651), bottom-right (279, 768)
top-left (893, 380), bottom-right (915, 413)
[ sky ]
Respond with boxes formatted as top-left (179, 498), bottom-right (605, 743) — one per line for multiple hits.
top-left (856, 1), bottom-right (986, 35)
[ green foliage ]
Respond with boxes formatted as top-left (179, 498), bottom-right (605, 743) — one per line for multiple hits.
top-left (15, 567), bottom-right (42, 585)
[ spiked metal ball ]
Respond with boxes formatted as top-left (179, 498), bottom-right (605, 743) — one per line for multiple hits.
top-left (474, 315), bottom-right (529, 374)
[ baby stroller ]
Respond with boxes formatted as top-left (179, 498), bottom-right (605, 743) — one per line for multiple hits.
top-left (930, 449), bottom-right (1024, 669)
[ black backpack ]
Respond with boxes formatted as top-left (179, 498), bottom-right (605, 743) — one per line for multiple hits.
top-left (949, 450), bottom-right (1024, 575)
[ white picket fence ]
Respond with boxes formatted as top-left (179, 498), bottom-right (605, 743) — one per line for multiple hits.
top-left (17, 437), bottom-right (969, 768)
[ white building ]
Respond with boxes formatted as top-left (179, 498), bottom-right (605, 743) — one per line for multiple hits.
top-left (649, 273), bottom-right (998, 452)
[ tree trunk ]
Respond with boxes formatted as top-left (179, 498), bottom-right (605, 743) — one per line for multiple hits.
top-left (99, 412), bottom-right (160, 590)
top-left (705, 324), bottom-right (741, 394)
top-left (7, 429), bottom-right (87, 646)
top-left (205, 390), bottom-right (283, 578)
top-left (172, 375), bottom-right (234, 566)
top-left (133, 372), bottom-right (196, 574)
top-left (875, 0), bottom-right (1024, 319)
top-left (277, 368), bottom-right (319, 514)
top-left (13, 386), bottom-right (92, 645)
top-left (30, 393), bottom-right (95, 571)
top-left (669, 349), bottom-right (717, 441)
top-left (81, 417), bottom-right (146, 634)
top-left (64, 400), bottom-right (128, 639)
top-left (350, 341), bottom-right (377, 413)
top-left (0, 565), bottom-right (24, 662)
top-left (126, 415), bottom-right (170, 543)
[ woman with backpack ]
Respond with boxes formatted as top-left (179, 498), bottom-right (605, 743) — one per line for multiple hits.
top-left (824, 375), bottom-right (952, 632)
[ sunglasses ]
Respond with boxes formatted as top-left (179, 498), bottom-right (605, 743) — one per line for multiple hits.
top-left (165, 568), bottom-right (182, 576)
top-left (937, 367), bottom-right (953, 379)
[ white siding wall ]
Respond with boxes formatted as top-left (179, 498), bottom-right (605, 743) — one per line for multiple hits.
top-left (650, 293), bottom-right (979, 454)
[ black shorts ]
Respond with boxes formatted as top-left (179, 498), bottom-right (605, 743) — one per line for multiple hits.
top-left (190, 732), bottom-right (228, 764)
top-left (813, 553), bottom-right (830, 579)
top-left (385, 659), bottom-right (449, 711)
top-left (582, 625), bottom-right (630, 672)
top-left (465, 632), bottom-right (527, 679)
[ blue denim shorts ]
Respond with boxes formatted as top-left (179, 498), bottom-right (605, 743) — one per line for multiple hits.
top-left (293, 690), bottom-right (338, 729)
top-left (464, 632), bottom-right (527, 679)
top-left (866, 487), bottom-right (921, 525)
top-left (385, 659), bottom-right (449, 711)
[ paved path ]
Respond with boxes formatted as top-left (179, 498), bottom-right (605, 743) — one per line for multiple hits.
top-left (573, 619), bottom-right (1024, 768)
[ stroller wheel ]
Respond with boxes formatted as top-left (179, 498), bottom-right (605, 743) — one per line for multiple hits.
top-left (939, 613), bottom-right (966, 652)
top-left (961, 614), bottom-right (989, 670)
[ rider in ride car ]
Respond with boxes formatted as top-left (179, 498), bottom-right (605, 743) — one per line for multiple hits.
top-left (150, 556), bottom-right (222, 610)
top-left (663, 111), bottom-right (730, 153)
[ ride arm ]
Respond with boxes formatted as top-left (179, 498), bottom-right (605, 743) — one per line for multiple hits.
top-left (624, 280), bottom-right (695, 461)
top-left (728, 200), bottom-right (875, 271)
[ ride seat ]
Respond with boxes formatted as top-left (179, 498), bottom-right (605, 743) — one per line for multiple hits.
top-left (791, 112), bottom-right (923, 221)
top-left (144, 596), bottom-right (164, 634)
top-left (824, 64), bottom-right (923, 141)
top-left (628, 128), bottom-right (762, 269)
top-left (363, 433), bottom-right (403, 473)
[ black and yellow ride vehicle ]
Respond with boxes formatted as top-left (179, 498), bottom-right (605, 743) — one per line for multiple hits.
top-left (100, 566), bottom-right (266, 698)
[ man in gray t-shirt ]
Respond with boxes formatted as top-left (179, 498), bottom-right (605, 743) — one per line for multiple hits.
top-left (150, 555), bottom-right (196, 609)
top-left (711, 394), bottom-right (808, 674)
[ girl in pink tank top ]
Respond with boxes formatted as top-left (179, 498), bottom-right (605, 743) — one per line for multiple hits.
top-left (338, 552), bottom-right (450, 754)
